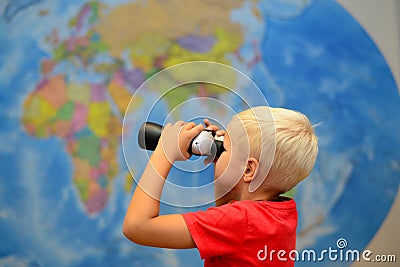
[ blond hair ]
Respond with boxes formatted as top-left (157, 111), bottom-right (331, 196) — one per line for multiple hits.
top-left (234, 106), bottom-right (318, 192)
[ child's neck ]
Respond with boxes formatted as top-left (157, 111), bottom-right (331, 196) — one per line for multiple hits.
top-left (216, 184), bottom-right (281, 206)
top-left (231, 186), bottom-right (281, 203)
top-left (239, 189), bottom-right (280, 202)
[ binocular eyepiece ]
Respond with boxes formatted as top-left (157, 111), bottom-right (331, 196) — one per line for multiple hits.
top-left (138, 122), bottom-right (225, 158)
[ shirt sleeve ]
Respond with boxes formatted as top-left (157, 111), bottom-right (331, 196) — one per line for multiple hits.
top-left (183, 203), bottom-right (246, 259)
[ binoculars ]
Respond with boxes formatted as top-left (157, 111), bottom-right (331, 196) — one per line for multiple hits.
top-left (138, 122), bottom-right (225, 157)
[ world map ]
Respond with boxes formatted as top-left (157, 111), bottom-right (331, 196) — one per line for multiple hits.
top-left (22, 0), bottom-right (255, 214)
top-left (0, 0), bottom-right (399, 266)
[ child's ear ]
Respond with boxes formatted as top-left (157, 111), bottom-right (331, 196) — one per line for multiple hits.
top-left (243, 158), bottom-right (259, 183)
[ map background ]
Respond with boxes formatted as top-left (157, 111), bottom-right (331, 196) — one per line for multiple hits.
top-left (335, 1), bottom-right (400, 266)
top-left (0, 0), bottom-right (400, 266)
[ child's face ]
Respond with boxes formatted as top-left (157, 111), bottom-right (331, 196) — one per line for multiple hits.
top-left (212, 120), bottom-right (251, 206)
top-left (213, 129), bottom-right (245, 206)
top-left (213, 131), bottom-right (231, 181)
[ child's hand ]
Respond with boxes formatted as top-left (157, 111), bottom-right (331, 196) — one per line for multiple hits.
top-left (204, 119), bottom-right (225, 137)
top-left (157, 121), bottom-right (204, 163)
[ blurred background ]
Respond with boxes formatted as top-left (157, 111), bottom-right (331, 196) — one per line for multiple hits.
top-left (0, 0), bottom-right (399, 266)
top-left (336, 1), bottom-right (399, 266)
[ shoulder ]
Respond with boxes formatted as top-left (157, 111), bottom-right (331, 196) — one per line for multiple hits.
top-left (227, 198), bottom-right (297, 213)
top-left (244, 198), bottom-right (298, 220)
top-left (256, 197), bottom-right (297, 210)
top-left (182, 202), bottom-right (250, 258)
top-left (183, 201), bottom-right (248, 225)
top-left (183, 198), bottom-right (297, 227)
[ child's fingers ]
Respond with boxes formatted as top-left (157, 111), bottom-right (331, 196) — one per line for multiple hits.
top-left (204, 118), bottom-right (219, 132)
top-left (179, 122), bottom-right (204, 141)
top-left (182, 121), bottom-right (196, 130)
top-left (186, 123), bottom-right (204, 137)
top-left (174, 121), bottom-right (185, 127)
top-left (194, 123), bottom-right (205, 133)
top-left (215, 129), bottom-right (226, 137)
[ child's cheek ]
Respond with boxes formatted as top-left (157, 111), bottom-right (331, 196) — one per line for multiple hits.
top-left (213, 153), bottom-right (245, 199)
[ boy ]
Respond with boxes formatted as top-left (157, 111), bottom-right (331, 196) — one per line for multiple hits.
top-left (123, 106), bottom-right (318, 266)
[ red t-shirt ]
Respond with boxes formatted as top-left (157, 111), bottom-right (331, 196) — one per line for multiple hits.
top-left (183, 198), bottom-right (297, 267)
